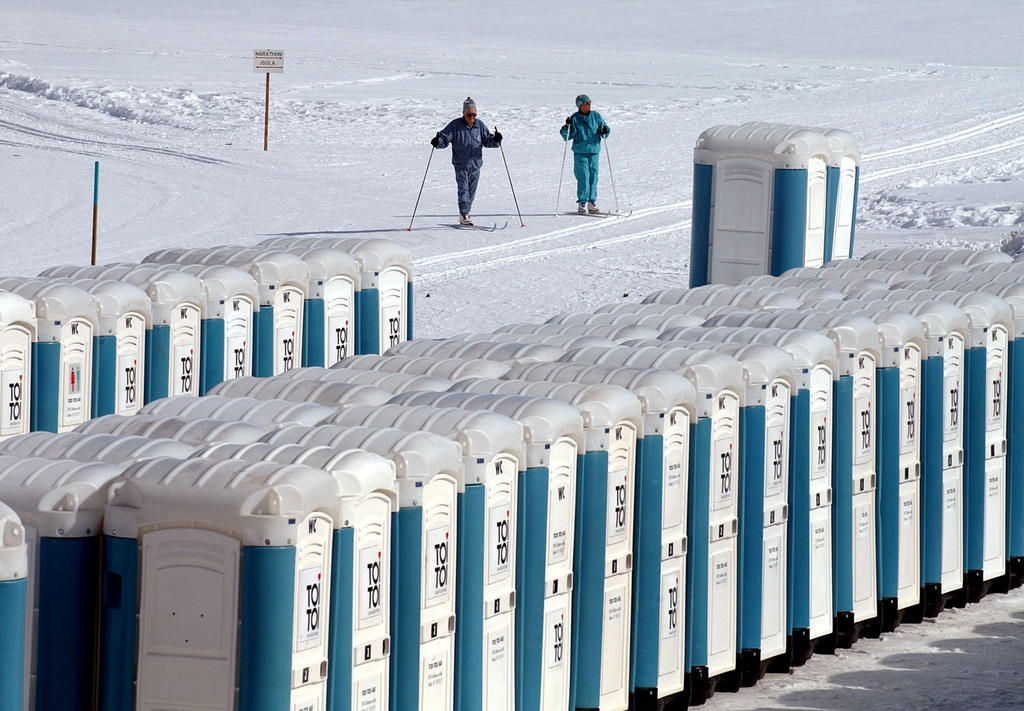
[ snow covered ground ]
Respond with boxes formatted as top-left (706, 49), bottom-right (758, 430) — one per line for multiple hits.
top-left (1, 1), bottom-right (1023, 707)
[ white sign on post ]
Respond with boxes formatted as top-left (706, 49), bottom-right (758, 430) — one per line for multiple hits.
top-left (253, 49), bottom-right (284, 73)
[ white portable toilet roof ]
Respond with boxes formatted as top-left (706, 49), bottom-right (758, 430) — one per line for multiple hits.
top-left (694, 122), bottom-right (831, 169)
top-left (325, 403), bottom-right (527, 484)
top-left (726, 310), bottom-right (880, 364)
top-left (969, 262), bottom-right (1024, 278)
top-left (666, 325), bottom-right (840, 378)
top-left (138, 394), bottom-right (335, 429)
top-left (93, 265), bottom-right (205, 323)
top-left (458, 332), bottom-right (619, 352)
top-left (829, 303), bottom-right (927, 367)
top-left (494, 322), bottom-right (660, 344)
top-left (196, 248), bottom-right (309, 303)
top-left (0, 456), bottom-right (122, 537)
top-left (0, 291), bottom-right (37, 328)
top-left (60, 279), bottom-right (153, 335)
top-left (192, 442), bottom-right (398, 521)
top-left (282, 366), bottom-right (453, 394)
top-left (76, 414), bottom-right (267, 447)
top-left (276, 247), bottom-right (363, 297)
top-left (388, 339), bottom-right (566, 364)
top-left (175, 264), bottom-right (260, 320)
top-left (208, 376), bottom-right (393, 409)
top-left (37, 264), bottom-right (100, 279)
top-left (140, 247), bottom-right (193, 264)
top-left (884, 289), bottom-right (1012, 344)
top-left (260, 425), bottom-right (464, 504)
top-left (665, 341), bottom-right (797, 403)
top-left (0, 431), bottom-right (194, 464)
top-left (778, 285), bottom-right (847, 303)
top-left (868, 299), bottom-right (971, 347)
top-left (0, 280), bottom-right (98, 342)
top-left (934, 249), bottom-right (1011, 266)
top-left (742, 121), bottom-right (862, 165)
top-left (640, 286), bottom-right (718, 305)
top-left (104, 457), bottom-right (342, 545)
top-left (335, 354), bottom-right (511, 380)
top-left (279, 238), bottom-right (414, 276)
top-left (0, 500), bottom-right (26, 581)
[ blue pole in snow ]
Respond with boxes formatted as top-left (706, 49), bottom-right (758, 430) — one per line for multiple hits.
top-left (91, 161), bottom-right (99, 265)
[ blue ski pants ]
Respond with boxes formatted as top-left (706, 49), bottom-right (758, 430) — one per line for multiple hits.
top-left (454, 165), bottom-right (481, 216)
top-left (573, 152), bottom-right (600, 204)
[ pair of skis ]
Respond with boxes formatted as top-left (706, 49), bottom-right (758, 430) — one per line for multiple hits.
top-left (453, 219), bottom-right (510, 232)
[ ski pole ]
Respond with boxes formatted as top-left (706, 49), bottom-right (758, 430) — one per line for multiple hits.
top-left (555, 122), bottom-right (570, 216)
top-left (498, 132), bottom-right (525, 227)
top-left (408, 145), bottom-right (435, 231)
top-left (603, 136), bottom-right (620, 214)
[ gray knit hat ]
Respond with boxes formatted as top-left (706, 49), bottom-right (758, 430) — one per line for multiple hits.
top-left (463, 96), bottom-right (476, 112)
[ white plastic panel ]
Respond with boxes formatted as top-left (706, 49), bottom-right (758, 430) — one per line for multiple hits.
top-left (852, 491), bottom-right (877, 622)
top-left (606, 421), bottom-right (637, 561)
top-left (831, 156), bottom-right (857, 259)
top-left (419, 636), bottom-right (453, 711)
top-left (804, 156), bottom-right (827, 268)
top-left (764, 380), bottom-right (791, 513)
top-left (170, 304), bottom-right (201, 397)
top-left (483, 454), bottom-right (517, 711)
top-left (59, 318), bottom-right (93, 430)
top-left (378, 267), bottom-right (409, 354)
top-left (985, 326), bottom-right (1008, 456)
top-left (709, 157), bottom-right (773, 285)
top-left (225, 296), bottom-right (254, 382)
top-left (546, 438), bottom-right (577, 579)
top-left (352, 494), bottom-right (391, 711)
top-left (420, 475), bottom-right (457, 710)
top-left (761, 524), bottom-right (787, 657)
top-left (983, 456), bottom-right (1007, 581)
top-left (324, 277), bottom-right (355, 366)
top-left (598, 574), bottom-right (631, 710)
top-left (897, 479), bottom-right (921, 608)
top-left (808, 505), bottom-right (833, 638)
top-left (135, 528), bottom-right (240, 711)
top-left (706, 540), bottom-right (737, 677)
top-left (275, 286), bottom-right (303, 375)
top-left (116, 312), bottom-right (145, 415)
top-left (657, 556), bottom-right (686, 695)
top-left (290, 513), bottom-right (333, 711)
top-left (943, 335), bottom-right (965, 465)
top-left (941, 465), bottom-right (964, 593)
top-left (0, 325), bottom-right (31, 439)
top-left (540, 593), bottom-right (572, 711)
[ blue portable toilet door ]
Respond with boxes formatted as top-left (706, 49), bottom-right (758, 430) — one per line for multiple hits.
top-left (540, 437), bottom-right (578, 708)
top-left (275, 287), bottom-right (304, 375)
top-left (658, 407), bottom-right (690, 696)
top-left (802, 156), bottom-right (828, 269)
top-left (983, 326), bottom-right (1009, 580)
top-left (897, 345), bottom-right (923, 609)
top-left (323, 277), bottom-right (356, 367)
top-left (482, 454), bottom-right (518, 711)
top-left (115, 312), bottom-right (146, 415)
top-left (57, 318), bottom-right (93, 431)
top-left (808, 366), bottom-right (835, 638)
top-left (707, 391), bottom-right (740, 677)
top-left (851, 353), bottom-right (878, 623)
top-left (378, 267), bottom-right (409, 354)
top-left (830, 157), bottom-right (857, 261)
top-left (169, 304), bottom-right (201, 397)
top-left (709, 158), bottom-right (773, 286)
top-left (0, 327), bottom-right (30, 441)
top-left (135, 527), bottom-right (241, 709)
top-left (941, 334), bottom-right (966, 593)
top-left (761, 379), bottom-right (791, 659)
top-left (419, 474), bottom-right (459, 711)
top-left (352, 493), bottom-right (393, 710)
top-left (224, 296), bottom-right (255, 383)
top-left (290, 512), bottom-right (334, 710)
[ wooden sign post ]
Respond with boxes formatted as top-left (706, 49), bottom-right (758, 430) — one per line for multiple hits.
top-left (253, 49), bottom-right (284, 151)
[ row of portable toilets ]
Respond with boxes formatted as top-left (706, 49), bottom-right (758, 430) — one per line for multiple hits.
top-left (0, 237), bottom-right (413, 442)
top-left (3, 245), bottom-right (1024, 711)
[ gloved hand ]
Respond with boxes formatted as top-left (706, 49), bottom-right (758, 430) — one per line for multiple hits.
top-left (493, 131), bottom-right (503, 143)
top-left (598, 125), bottom-right (609, 135)
top-left (430, 134), bottom-right (440, 148)
top-left (565, 116), bottom-right (573, 126)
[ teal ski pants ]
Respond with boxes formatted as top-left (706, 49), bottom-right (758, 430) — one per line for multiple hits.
top-left (573, 152), bottom-right (600, 204)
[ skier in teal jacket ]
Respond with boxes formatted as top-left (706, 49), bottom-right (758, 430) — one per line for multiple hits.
top-left (560, 94), bottom-right (610, 214)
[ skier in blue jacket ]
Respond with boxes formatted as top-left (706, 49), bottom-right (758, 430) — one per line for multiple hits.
top-left (431, 97), bottom-right (502, 226)
top-left (560, 94), bottom-right (610, 214)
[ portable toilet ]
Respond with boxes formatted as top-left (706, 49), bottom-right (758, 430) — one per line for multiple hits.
top-left (0, 280), bottom-right (96, 433)
top-left (820, 128), bottom-right (860, 262)
top-left (0, 501), bottom-right (27, 711)
top-left (635, 338), bottom-right (797, 683)
top-left (142, 247), bottom-right (308, 377)
top-left (174, 264), bottom-right (260, 393)
top-left (261, 237), bottom-right (414, 354)
top-left (326, 404), bottom-right (525, 711)
top-left (138, 394), bottom-right (335, 429)
top-left (657, 325), bottom-right (838, 664)
top-left (444, 378), bottom-right (642, 711)
top-left (62, 279), bottom-right (151, 417)
top-left (0, 293), bottom-right (35, 441)
top-left (704, 309), bottom-right (883, 646)
top-left (334, 354), bottom-right (512, 380)
top-left (207, 376), bottom-right (394, 410)
top-left (191, 441), bottom-right (398, 711)
top-left (76, 413), bottom-right (268, 447)
top-left (551, 345), bottom-right (743, 702)
top-left (502, 362), bottom-right (696, 709)
top-left (276, 365), bottom-right (454, 395)
top-left (689, 123), bottom-right (830, 286)
top-left (0, 456), bottom-right (122, 710)
top-left (380, 390), bottom-right (584, 711)
top-left (259, 425), bottom-right (463, 711)
top-left (0, 430), bottom-right (195, 464)
top-left (99, 457), bottom-right (342, 711)
top-left (387, 339), bottom-right (568, 365)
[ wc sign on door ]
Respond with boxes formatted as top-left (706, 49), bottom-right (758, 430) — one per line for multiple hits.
top-left (298, 566), bottom-right (323, 644)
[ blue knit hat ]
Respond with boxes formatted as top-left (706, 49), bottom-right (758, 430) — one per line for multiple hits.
top-left (575, 94), bottom-right (590, 107)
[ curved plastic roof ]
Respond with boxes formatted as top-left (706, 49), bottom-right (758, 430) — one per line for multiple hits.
top-left (139, 394), bottom-right (334, 428)
top-left (175, 264), bottom-right (260, 316)
top-left (0, 431), bottom-right (194, 464)
top-left (0, 290), bottom-right (36, 326)
top-left (58, 279), bottom-right (153, 332)
top-left (76, 414), bottom-right (267, 446)
top-left (694, 122), bottom-right (831, 169)
top-left (208, 376), bottom-right (392, 409)
top-left (0, 280), bottom-right (97, 339)
top-left (0, 501), bottom-right (27, 581)
top-left (278, 366), bottom-right (453, 394)
top-left (333, 354), bottom-right (511, 380)
top-left (261, 237), bottom-right (414, 274)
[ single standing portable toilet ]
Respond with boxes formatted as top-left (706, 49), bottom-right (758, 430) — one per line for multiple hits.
top-left (259, 425), bottom-right (464, 711)
top-left (689, 123), bottom-right (830, 286)
top-left (60, 279), bottom-right (151, 418)
top-left (207, 376), bottom-right (394, 410)
top-left (261, 237), bottom-right (414, 354)
top-left (191, 441), bottom-right (398, 711)
top-left (0, 455), bottom-right (121, 711)
top-left (820, 128), bottom-right (860, 262)
top-left (334, 354), bottom-right (512, 380)
top-left (99, 457), bottom-right (342, 711)
top-left (553, 345), bottom-right (743, 703)
top-left (0, 430), bottom-right (195, 464)
top-left (383, 390), bottom-right (584, 711)
top-left (142, 247), bottom-right (309, 377)
top-left (174, 264), bottom-right (259, 394)
top-left (658, 325), bottom-right (838, 664)
top-left (326, 404), bottom-right (524, 711)
top-left (0, 500), bottom-right (27, 711)
top-left (76, 413), bottom-right (268, 447)
top-left (502, 362), bottom-right (696, 710)
top-left (138, 394), bottom-right (335, 430)
top-left (0, 293), bottom-right (35, 442)
top-left (637, 338), bottom-right (797, 683)
top-left (0, 280), bottom-right (96, 434)
top-left (444, 379), bottom-right (641, 711)
top-left (704, 309), bottom-right (883, 646)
